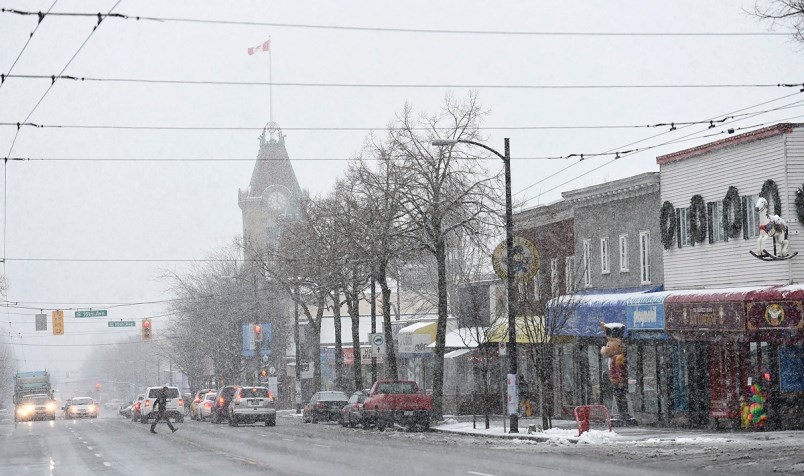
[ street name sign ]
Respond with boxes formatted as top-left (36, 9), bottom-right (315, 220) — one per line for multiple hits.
top-left (75, 310), bottom-right (108, 318)
top-left (108, 321), bottom-right (135, 328)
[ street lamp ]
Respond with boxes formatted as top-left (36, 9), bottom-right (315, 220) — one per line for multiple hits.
top-left (432, 137), bottom-right (519, 433)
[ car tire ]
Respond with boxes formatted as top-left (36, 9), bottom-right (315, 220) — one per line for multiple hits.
top-left (376, 412), bottom-right (386, 431)
top-left (265, 417), bottom-right (276, 427)
top-left (349, 418), bottom-right (356, 429)
top-left (311, 413), bottom-right (318, 424)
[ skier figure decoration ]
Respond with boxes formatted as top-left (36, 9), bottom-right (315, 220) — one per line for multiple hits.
top-left (750, 197), bottom-right (797, 261)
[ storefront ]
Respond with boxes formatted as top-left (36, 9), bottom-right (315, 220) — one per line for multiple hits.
top-left (398, 321), bottom-right (437, 389)
top-left (665, 288), bottom-right (753, 427)
top-left (744, 286), bottom-right (804, 430)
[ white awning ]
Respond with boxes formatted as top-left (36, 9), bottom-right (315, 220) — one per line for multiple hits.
top-left (444, 348), bottom-right (472, 359)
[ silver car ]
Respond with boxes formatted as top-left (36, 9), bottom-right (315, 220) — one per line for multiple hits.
top-left (228, 386), bottom-right (276, 427)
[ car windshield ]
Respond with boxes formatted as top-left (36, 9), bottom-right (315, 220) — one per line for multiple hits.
top-left (147, 388), bottom-right (179, 398)
top-left (204, 394), bottom-right (217, 401)
top-left (71, 398), bottom-right (92, 405)
top-left (318, 392), bottom-right (348, 401)
top-left (376, 382), bottom-right (418, 394)
top-left (239, 387), bottom-right (269, 398)
top-left (25, 396), bottom-right (51, 405)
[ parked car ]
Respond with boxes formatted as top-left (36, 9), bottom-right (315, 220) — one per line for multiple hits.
top-left (211, 385), bottom-right (239, 424)
top-left (119, 400), bottom-right (133, 418)
top-left (189, 388), bottom-right (215, 421)
top-left (362, 380), bottom-right (432, 431)
top-left (340, 389), bottom-right (370, 428)
top-left (197, 392), bottom-right (217, 421)
top-left (130, 394), bottom-right (145, 422)
top-left (139, 386), bottom-right (184, 424)
top-left (302, 391), bottom-right (349, 424)
top-left (228, 386), bottom-right (276, 427)
top-left (17, 394), bottom-right (57, 421)
top-left (64, 397), bottom-right (98, 419)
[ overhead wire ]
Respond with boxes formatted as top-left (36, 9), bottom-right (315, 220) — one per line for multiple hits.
top-left (0, 8), bottom-right (793, 37)
top-left (0, 0), bottom-right (59, 92)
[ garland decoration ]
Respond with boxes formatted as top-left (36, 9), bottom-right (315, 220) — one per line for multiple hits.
top-left (760, 179), bottom-right (781, 217)
top-left (722, 186), bottom-right (742, 239)
top-left (795, 184), bottom-right (804, 225)
top-left (689, 194), bottom-right (707, 244)
top-left (659, 201), bottom-right (676, 249)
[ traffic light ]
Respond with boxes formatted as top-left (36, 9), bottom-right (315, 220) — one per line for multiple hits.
top-left (95, 382), bottom-right (101, 392)
top-left (254, 324), bottom-right (263, 343)
top-left (141, 318), bottom-right (152, 340)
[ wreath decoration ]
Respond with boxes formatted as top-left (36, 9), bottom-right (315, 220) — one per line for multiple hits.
top-left (760, 179), bottom-right (781, 217)
top-left (688, 194), bottom-right (707, 244)
top-left (659, 201), bottom-right (676, 249)
top-left (796, 185), bottom-right (804, 225)
top-left (722, 186), bottom-right (742, 239)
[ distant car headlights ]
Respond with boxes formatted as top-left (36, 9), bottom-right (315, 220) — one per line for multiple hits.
top-left (45, 402), bottom-right (56, 412)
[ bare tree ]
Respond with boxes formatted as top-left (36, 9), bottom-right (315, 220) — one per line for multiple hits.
top-left (391, 92), bottom-right (503, 418)
top-left (750, 1), bottom-right (804, 43)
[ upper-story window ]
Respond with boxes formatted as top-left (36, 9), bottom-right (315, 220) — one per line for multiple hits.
top-left (550, 258), bottom-right (560, 298)
top-left (582, 239), bottom-right (592, 287)
top-left (640, 231), bottom-right (651, 284)
top-left (533, 270), bottom-right (541, 302)
top-left (708, 201), bottom-right (725, 243)
top-left (565, 256), bottom-right (576, 293)
top-left (600, 237), bottom-right (610, 274)
top-left (677, 208), bottom-right (691, 247)
top-left (744, 194), bottom-right (759, 239)
top-left (619, 234), bottom-right (629, 272)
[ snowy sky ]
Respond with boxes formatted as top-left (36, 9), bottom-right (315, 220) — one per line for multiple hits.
top-left (1, 0), bottom-right (802, 384)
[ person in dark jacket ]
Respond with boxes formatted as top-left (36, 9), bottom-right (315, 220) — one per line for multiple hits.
top-left (150, 386), bottom-right (177, 434)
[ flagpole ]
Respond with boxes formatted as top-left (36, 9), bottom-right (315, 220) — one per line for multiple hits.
top-left (268, 36), bottom-right (273, 123)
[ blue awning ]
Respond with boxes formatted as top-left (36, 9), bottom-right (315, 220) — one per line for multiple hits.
top-left (548, 286), bottom-right (664, 337)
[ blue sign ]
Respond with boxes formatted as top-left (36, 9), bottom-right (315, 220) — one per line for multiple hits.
top-left (626, 293), bottom-right (668, 330)
top-left (242, 323), bottom-right (273, 357)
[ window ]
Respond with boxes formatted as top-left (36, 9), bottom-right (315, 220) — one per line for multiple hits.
top-left (600, 237), bottom-right (610, 274)
top-left (550, 258), bottom-right (559, 297)
top-left (619, 234), bottom-right (629, 272)
top-left (640, 231), bottom-right (651, 284)
top-left (744, 194), bottom-right (759, 239)
top-left (677, 208), bottom-right (691, 246)
top-left (565, 256), bottom-right (575, 293)
top-left (583, 239), bottom-right (592, 287)
top-left (533, 270), bottom-right (541, 302)
top-left (708, 201), bottom-right (725, 243)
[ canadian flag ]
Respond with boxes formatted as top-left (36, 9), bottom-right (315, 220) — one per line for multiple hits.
top-left (248, 40), bottom-right (270, 55)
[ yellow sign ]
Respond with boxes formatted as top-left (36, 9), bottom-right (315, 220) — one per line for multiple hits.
top-left (492, 237), bottom-right (540, 282)
top-left (52, 310), bottom-right (64, 336)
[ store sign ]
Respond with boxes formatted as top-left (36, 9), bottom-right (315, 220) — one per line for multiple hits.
top-left (626, 304), bottom-right (665, 330)
top-left (399, 333), bottom-right (432, 356)
top-left (746, 301), bottom-right (804, 331)
top-left (665, 302), bottom-right (745, 331)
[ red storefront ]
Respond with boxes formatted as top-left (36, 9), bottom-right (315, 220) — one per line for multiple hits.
top-left (744, 286), bottom-right (804, 430)
top-left (665, 289), bottom-right (752, 427)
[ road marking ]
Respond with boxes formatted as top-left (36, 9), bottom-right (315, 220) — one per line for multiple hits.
top-left (468, 472), bottom-right (497, 476)
top-left (312, 444), bottom-right (329, 448)
top-left (86, 446), bottom-right (93, 450)
top-left (103, 462), bottom-right (111, 467)
top-left (94, 454), bottom-right (102, 458)
top-left (281, 438), bottom-right (294, 442)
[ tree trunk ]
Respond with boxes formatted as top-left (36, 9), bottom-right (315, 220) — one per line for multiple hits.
top-left (312, 295), bottom-right (326, 392)
top-left (377, 261), bottom-right (398, 379)
top-left (432, 234), bottom-right (448, 420)
top-left (332, 289), bottom-right (344, 391)
top-left (347, 273), bottom-right (363, 391)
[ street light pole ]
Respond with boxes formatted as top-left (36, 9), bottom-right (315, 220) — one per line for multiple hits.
top-left (432, 137), bottom-right (518, 433)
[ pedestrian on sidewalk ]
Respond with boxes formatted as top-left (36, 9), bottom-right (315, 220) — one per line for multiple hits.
top-left (150, 386), bottom-right (177, 434)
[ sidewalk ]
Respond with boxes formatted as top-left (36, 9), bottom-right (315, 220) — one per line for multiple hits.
top-left (433, 415), bottom-right (804, 446)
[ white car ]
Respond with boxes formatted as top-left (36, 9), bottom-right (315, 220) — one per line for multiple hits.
top-left (139, 386), bottom-right (184, 424)
top-left (66, 397), bottom-right (98, 419)
top-left (228, 386), bottom-right (276, 426)
top-left (198, 393), bottom-right (217, 421)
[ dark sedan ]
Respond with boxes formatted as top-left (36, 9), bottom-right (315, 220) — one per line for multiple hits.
top-left (303, 391), bottom-right (349, 424)
top-left (340, 389), bottom-right (370, 428)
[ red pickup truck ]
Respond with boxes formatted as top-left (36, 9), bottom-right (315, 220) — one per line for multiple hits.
top-left (362, 380), bottom-right (432, 431)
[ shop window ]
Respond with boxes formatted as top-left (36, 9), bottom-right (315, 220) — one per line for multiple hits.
top-left (600, 237), bottom-right (610, 274)
top-left (619, 234), bottom-right (629, 272)
top-left (677, 208), bottom-right (692, 246)
top-left (583, 239), bottom-right (592, 287)
top-left (642, 344), bottom-right (659, 414)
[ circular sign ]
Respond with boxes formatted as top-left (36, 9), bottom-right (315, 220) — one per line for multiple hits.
top-left (372, 334), bottom-right (385, 346)
top-left (492, 237), bottom-right (540, 282)
top-left (269, 366), bottom-right (276, 375)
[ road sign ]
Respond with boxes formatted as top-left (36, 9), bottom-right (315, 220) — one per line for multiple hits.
top-left (498, 341), bottom-right (507, 356)
top-left (75, 310), bottom-right (107, 318)
top-left (35, 314), bottom-right (47, 331)
top-left (52, 310), bottom-right (64, 335)
top-left (491, 236), bottom-right (540, 282)
top-left (269, 366), bottom-right (276, 376)
top-left (370, 333), bottom-right (386, 357)
top-left (300, 361), bottom-right (313, 379)
top-left (108, 321), bottom-right (135, 328)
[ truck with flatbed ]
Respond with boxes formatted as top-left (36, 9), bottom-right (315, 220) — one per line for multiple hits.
top-left (362, 380), bottom-right (432, 431)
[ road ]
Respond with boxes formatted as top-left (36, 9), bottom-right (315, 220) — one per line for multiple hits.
top-left (0, 412), bottom-right (797, 475)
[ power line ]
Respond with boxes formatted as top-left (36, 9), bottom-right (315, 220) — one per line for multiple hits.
top-left (0, 0), bottom-right (59, 92)
top-left (4, 74), bottom-right (801, 90)
top-left (0, 8), bottom-right (793, 37)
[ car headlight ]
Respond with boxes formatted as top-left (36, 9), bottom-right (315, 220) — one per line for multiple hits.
top-left (46, 403), bottom-right (56, 412)
top-left (18, 405), bottom-right (33, 416)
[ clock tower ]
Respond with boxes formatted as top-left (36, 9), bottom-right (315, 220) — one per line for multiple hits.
top-left (238, 122), bottom-right (302, 260)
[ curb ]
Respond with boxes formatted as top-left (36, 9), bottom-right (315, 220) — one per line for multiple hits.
top-left (431, 426), bottom-right (580, 444)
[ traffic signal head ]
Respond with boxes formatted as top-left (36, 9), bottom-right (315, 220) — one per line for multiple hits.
top-left (95, 382), bottom-right (101, 391)
top-left (141, 318), bottom-right (152, 340)
top-left (254, 324), bottom-right (263, 343)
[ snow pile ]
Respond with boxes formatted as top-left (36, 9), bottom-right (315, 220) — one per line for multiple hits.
top-left (631, 436), bottom-right (731, 446)
top-left (542, 427), bottom-right (620, 445)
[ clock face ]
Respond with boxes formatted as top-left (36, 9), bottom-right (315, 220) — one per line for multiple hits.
top-left (266, 190), bottom-right (289, 212)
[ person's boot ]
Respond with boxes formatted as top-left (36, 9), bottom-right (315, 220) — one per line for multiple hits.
top-left (150, 429), bottom-right (157, 434)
